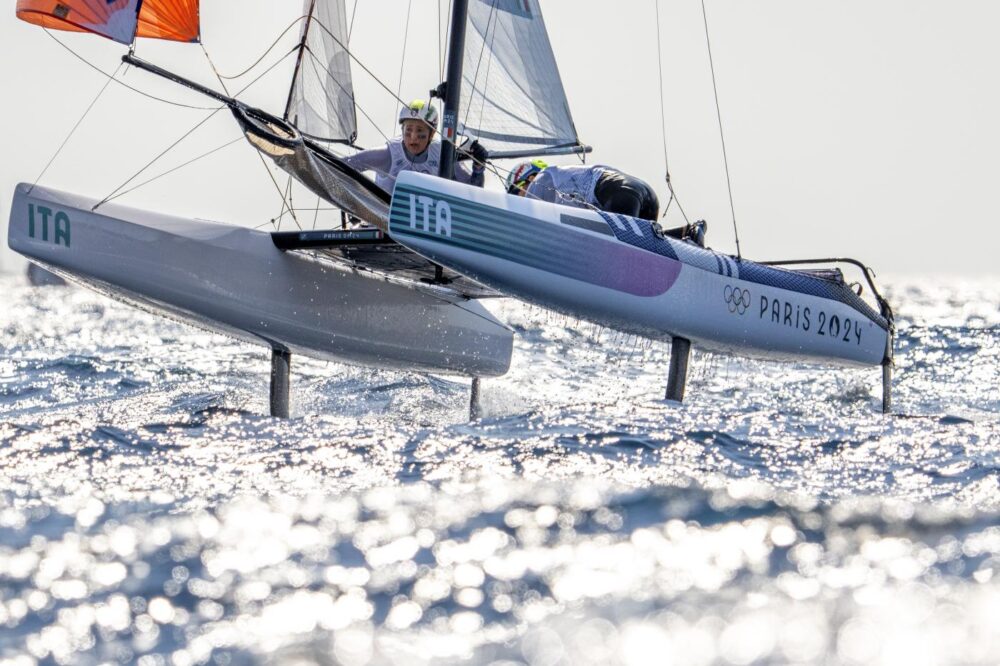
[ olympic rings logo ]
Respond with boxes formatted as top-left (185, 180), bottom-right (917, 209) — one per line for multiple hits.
top-left (724, 285), bottom-right (751, 315)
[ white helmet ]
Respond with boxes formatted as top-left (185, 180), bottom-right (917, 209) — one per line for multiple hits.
top-left (399, 99), bottom-right (439, 131)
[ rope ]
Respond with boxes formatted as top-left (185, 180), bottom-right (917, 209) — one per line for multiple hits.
top-left (477, 14), bottom-right (499, 132)
top-left (312, 19), bottom-right (412, 111)
top-left (442, 0), bottom-right (454, 81)
top-left (200, 44), bottom-right (231, 95)
top-left (302, 48), bottom-right (390, 145)
top-left (392, 0), bottom-right (415, 130)
top-left (93, 47), bottom-right (298, 211)
top-left (348, 0), bottom-right (359, 42)
top-left (701, 0), bottom-right (742, 258)
top-left (43, 29), bottom-right (216, 110)
top-left (92, 108), bottom-right (224, 211)
top-left (97, 137), bottom-right (244, 203)
top-left (212, 15), bottom-right (308, 80)
top-left (29, 61), bottom-right (124, 195)
top-left (309, 16), bottom-right (472, 159)
top-left (201, 44), bottom-right (300, 229)
top-left (276, 175), bottom-right (295, 231)
top-left (653, 1), bottom-right (690, 225)
top-left (290, 14), bottom-right (514, 193)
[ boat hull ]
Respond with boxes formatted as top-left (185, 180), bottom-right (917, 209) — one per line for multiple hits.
top-left (7, 183), bottom-right (512, 377)
top-left (389, 172), bottom-right (890, 367)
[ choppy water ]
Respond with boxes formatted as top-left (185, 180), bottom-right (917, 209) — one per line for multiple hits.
top-left (1, 274), bottom-right (998, 665)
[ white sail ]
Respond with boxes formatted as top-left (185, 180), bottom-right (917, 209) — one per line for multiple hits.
top-left (459, 0), bottom-right (582, 155)
top-left (286, 0), bottom-right (357, 144)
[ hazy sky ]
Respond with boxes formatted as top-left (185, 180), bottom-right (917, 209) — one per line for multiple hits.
top-left (2, 0), bottom-right (998, 276)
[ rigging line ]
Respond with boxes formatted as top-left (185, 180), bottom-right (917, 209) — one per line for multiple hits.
top-left (348, 0), bottom-right (360, 42)
top-left (303, 50), bottom-right (391, 144)
top-left (257, 154), bottom-right (299, 229)
top-left (200, 43), bottom-right (232, 96)
top-left (438, 0), bottom-right (444, 81)
top-left (309, 16), bottom-right (477, 155)
top-left (285, 3), bottom-right (316, 120)
top-left (278, 174), bottom-right (296, 232)
top-left (43, 29), bottom-right (217, 111)
top-left (475, 16), bottom-right (499, 140)
top-left (254, 219), bottom-right (275, 230)
top-left (95, 47), bottom-right (298, 210)
top-left (304, 14), bottom-right (488, 171)
top-left (100, 137), bottom-right (244, 203)
top-left (392, 0), bottom-right (415, 130)
top-left (312, 19), bottom-right (413, 109)
top-left (93, 107), bottom-right (224, 211)
top-left (29, 61), bottom-right (125, 196)
top-left (442, 0), bottom-right (454, 81)
top-left (213, 15), bottom-right (309, 80)
top-left (701, 0), bottom-right (742, 258)
top-left (654, 0), bottom-right (690, 225)
top-left (201, 44), bottom-right (300, 229)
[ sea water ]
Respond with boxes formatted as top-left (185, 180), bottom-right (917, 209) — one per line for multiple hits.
top-left (0, 275), bottom-right (998, 665)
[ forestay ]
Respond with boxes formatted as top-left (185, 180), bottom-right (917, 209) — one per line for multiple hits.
top-left (459, 0), bottom-right (582, 156)
top-left (285, 0), bottom-right (357, 144)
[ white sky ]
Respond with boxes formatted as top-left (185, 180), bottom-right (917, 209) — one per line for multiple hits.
top-left (2, 0), bottom-right (999, 276)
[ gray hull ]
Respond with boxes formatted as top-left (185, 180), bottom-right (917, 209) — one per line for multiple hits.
top-left (7, 183), bottom-right (512, 377)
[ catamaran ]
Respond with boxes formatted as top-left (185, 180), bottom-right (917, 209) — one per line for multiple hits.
top-left (8, 0), bottom-right (895, 416)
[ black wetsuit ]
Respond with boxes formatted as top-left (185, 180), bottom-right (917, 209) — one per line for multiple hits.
top-left (593, 170), bottom-right (660, 221)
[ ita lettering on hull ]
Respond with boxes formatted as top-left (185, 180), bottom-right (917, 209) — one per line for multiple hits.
top-left (27, 203), bottom-right (71, 248)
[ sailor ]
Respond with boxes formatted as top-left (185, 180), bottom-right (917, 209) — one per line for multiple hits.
top-left (504, 159), bottom-right (548, 197)
top-left (344, 99), bottom-right (487, 192)
top-left (508, 162), bottom-right (660, 222)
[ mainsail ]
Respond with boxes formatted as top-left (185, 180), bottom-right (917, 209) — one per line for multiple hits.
top-left (285, 0), bottom-right (357, 144)
top-left (459, 0), bottom-right (583, 157)
top-left (16, 0), bottom-right (199, 44)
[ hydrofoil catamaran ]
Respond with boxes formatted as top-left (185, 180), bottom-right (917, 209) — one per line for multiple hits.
top-left (8, 0), bottom-right (894, 416)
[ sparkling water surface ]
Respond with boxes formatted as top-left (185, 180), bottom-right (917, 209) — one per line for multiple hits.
top-left (1, 274), bottom-right (998, 665)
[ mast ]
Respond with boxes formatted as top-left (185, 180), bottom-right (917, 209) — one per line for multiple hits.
top-left (438, 0), bottom-right (470, 181)
top-left (284, 0), bottom-right (318, 122)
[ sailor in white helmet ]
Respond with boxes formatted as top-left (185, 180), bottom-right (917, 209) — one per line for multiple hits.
top-left (344, 99), bottom-right (487, 192)
top-left (508, 162), bottom-right (660, 222)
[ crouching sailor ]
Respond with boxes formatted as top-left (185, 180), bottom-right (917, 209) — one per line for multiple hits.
top-left (344, 99), bottom-right (486, 191)
top-left (507, 162), bottom-right (660, 222)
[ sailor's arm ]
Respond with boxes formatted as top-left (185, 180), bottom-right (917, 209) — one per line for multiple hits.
top-left (525, 170), bottom-right (557, 203)
top-left (342, 147), bottom-right (392, 178)
top-left (454, 161), bottom-right (485, 188)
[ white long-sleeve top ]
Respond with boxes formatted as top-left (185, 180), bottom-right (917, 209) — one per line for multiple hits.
top-left (343, 138), bottom-right (482, 192)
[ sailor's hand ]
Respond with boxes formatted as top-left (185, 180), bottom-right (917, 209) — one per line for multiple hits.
top-left (469, 140), bottom-right (489, 166)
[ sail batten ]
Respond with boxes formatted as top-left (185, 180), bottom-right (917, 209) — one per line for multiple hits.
top-left (286, 0), bottom-right (357, 145)
top-left (16, 0), bottom-right (199, 44)
top-left (460, 0), bottom-right (582, 156)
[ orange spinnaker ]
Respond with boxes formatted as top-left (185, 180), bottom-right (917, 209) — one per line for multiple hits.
top-left (17, 0), bottom-right (199, 44)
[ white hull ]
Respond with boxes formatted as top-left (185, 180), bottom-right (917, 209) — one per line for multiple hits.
top-left (7, 183), bottom-right (512, 377)
top-left (389, 173), bottom-right (890, 368)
